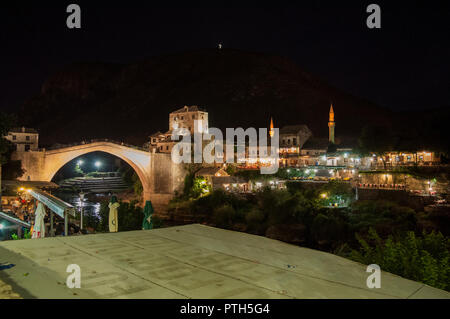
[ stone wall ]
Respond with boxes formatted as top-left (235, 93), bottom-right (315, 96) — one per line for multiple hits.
top-left (11, 151), bottom-right (45, 181)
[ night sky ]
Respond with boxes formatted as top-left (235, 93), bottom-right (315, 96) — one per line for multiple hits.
top-left (1, 1), bottom-right (449, 113)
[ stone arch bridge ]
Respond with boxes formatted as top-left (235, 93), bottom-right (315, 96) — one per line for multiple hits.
top-left (12, 140), bottom-right (187, 208)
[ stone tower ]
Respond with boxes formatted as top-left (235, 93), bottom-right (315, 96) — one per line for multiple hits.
top-left (269, 117), bottom-right (274, 138)
top-left (328, 104), bottom-right (335, 144)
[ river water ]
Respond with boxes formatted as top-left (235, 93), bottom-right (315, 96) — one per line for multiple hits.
top-left (54, 192), bottom-right (106, 222)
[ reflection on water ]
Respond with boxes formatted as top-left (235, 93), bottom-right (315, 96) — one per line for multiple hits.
top-left (55, 192), bottom-right (106, 220)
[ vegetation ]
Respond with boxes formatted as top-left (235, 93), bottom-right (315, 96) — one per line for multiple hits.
top-left (120, 165), bottom-right (143, 196)
top-left (11, 229), bottom-right (32, 240)
top-left (0, 112), bottom-right (24, 180)
top-left (169, 182), bottom-right (450, 290)
top-left (350, 228), bottom-right (450, 291)
top-left (357, 125), bottom-right (397, 169)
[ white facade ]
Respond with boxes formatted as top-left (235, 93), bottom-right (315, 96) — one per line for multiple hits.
top-left (169, 105), bottom-right (208, 135)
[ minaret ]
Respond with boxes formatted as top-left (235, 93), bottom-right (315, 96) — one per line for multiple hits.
top-left (328, 104), bottom-right (335, 144)
top-left (269, 117), bottom-right (274, 138)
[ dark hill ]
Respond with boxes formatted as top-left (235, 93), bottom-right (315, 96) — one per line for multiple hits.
top-left (19, 49), bottom-right (393, 147)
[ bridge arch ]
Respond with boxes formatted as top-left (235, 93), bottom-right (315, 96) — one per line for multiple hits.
top-left (14, 140), bottom-right (186, 208)
top-left (41, 142), bottom-right (152, 199)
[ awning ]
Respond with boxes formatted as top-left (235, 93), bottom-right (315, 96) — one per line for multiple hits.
top-left (0, 211), bottom-right (31, 228)
top-left (2, 180), bottom-right (59, 189)
top-left (28, 189), bottom-right (75, 219)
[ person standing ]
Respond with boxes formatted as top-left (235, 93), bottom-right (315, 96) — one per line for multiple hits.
top-left (108, 195), bottom-right (120, 232)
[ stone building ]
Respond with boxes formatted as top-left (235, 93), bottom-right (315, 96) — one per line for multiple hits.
top-left (147, 105), bottom-right (209, 154)
top-left (4, 127), bottom-right (39, 152)
top-left (169, 105), bottom-right (208, 135)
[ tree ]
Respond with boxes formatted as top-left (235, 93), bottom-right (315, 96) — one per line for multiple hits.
top-left (0, 112), bottom-right (19, 209)
top-left (358, 125), bottom-right (397, 169)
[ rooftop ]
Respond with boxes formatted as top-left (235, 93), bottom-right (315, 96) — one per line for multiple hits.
top-left (302, 137), bottom-right (330, 150)
top-left (8, 127), bottom-right (38, 134)
top-left (171, 105), bottom-right (207, 114)
top-left (0, 224), bottom-right (447, 298)
top-left (195, 167), bottom-right (229, 177)
top-left (280, 125), bottom-right (311, 135)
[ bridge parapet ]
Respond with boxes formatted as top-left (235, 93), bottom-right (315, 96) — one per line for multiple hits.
top-left (40, 139), bottom-right (149, 152)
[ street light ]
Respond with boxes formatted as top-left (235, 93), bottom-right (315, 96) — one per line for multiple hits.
top-left (95, 161), bottom-right (101, 171)
top-left (79, 191), bottom-right (85, 231)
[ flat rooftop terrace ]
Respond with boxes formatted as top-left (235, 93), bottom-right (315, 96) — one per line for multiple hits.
top-left (0, 224), bottom-right (448, 299)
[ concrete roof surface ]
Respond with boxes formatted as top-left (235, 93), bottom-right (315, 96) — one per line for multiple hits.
top-left (0, 224), bottom-right (448, 299)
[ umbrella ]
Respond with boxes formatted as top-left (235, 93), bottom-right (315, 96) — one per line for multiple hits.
top-left (108, 195), bottom-right (120, 232)
top-left (142, 200), bottom-right (154, 230)
top-left (32, 202), bottom-right (46, 239)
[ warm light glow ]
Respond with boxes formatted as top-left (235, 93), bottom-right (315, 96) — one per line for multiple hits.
top-left (321, 193), bottom-right (327, 198)
top-left (18, 187), bottom-right (25, 192)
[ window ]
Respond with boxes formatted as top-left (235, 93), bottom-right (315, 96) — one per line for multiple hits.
top-left (181, 116), bottom-right (184, 120)
top-left (25, 145), bottom-right (30, 151)
top-left (26, 136), bottom-right (30, 141)
top-left (287, 139), bottom-right (290, 144)
top-left (293, 138), bottom-right (297, 146)
top-left (12, 135), bottom-right (16, 140)
top-left (192, 115), bottom-right (196, 119)
top-left (166, 146), bottom-right (169, 151)
top-left (306, 151), bottom-right (310, 155)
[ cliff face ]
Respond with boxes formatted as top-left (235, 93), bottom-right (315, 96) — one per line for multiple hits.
top-left (19, 49), bottom-right (393, 146)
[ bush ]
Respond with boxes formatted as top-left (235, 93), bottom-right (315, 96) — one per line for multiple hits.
top-left (350, 228), bottom-right (450, 291)
top-left (212, 205), bottom-right (236, 228)
top-left (245, 207), bottom-right (266, 232)
top-left (311, 213), bottom-right (347, 247)
top-left (98, 200), bottom-right (142, 232)
top-left (348, 200), bottom-right (417, 236)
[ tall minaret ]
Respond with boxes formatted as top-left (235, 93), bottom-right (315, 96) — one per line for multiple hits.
top-left (328, 104), bottom-right (335, 144)
top-left (269, 117), bottom-right (275, 138)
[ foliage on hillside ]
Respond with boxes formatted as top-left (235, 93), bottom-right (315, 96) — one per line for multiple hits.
top-left (350, 228), bottom-right (450, 291)
top-left (168, 184), bottom-right (450, 290)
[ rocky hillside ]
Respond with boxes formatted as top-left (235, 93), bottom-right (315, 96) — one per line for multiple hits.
top-left (19, 49), bottom-right (394, 147)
